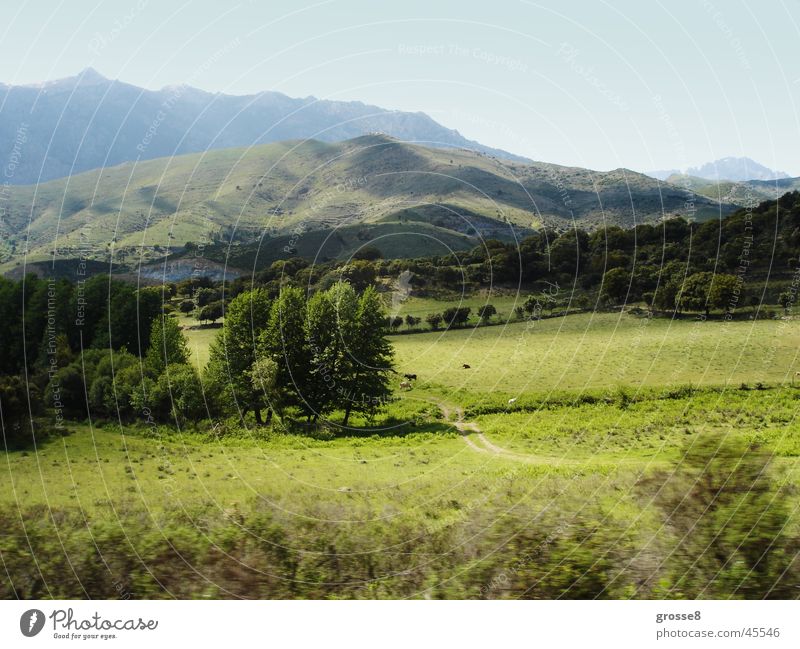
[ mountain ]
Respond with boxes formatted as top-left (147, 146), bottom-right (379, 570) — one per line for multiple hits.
top-left (647, 157), bottom-right (789, 183)
top-left (0, 135), bottom-right (734, 276)
top-left (687, 157), bottom-right (789, 181)
top-left (665, 173), bottom-right (800, 207)
top-left (0, 68), bottom-right (527, 186)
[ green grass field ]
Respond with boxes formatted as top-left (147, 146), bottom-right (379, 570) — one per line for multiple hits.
top-left (184, 308), bottom-right (800, 384)
top-left (392, 312), bottom-right (800, 394)
top-left (392, 313), bottom-right (800, 396)
top-left (4, 309), bottom-right (800, 599)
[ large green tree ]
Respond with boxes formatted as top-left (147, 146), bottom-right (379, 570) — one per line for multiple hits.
top-left (339, 286), bottom-right (394, 426)
top-left (601, 267), bottom-right (631, 305)
top-left (305, 282), bottom-right (357, 419)
top-left (145, 315), bottom-right (189, 376)
top-left (206, 288), bottom-right (271, 423)
top-left (259, 286), bottom-right (315, 419)
top-left (676, 272), bottom-right (740, 317)
top-left (708, 273), bottom-right (741, 315)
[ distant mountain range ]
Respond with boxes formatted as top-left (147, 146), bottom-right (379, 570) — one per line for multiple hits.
top-left (0, 68), bottom-right (526, 186)
top-left (647, 157), bottom-right (790, 182)
top-left (0, 134), bottom-right (733, 276)
top-left (663, 174), bottom-right (800, 207)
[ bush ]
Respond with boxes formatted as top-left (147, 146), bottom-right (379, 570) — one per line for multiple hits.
top-left (149, 364), bottom-right (206, 424)
top-left (199, 301), bottom-right (223, 324)
top-left (0, 375), bottom-right (42, 447)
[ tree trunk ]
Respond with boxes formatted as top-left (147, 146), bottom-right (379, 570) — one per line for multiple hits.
top-left (265, 409), bottom-right (273, 424)
top-left (343, 405), bottom-right (352, 427)
top-left (254, 408), bottom-right (263, 425)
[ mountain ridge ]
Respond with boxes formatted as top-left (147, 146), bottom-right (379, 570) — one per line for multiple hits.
top-left (0, 134), bottom-right (734, 274)
top-left (0, 68), bottom-right (528, 185)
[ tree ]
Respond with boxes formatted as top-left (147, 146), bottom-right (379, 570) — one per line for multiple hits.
top-left (652, 279), bottom-right (681, 313)
top-left (477, 304), bottom-right (496, 322)
top-left (426, 312), bottom-right (443, 330)
top-left (206, 288), bottom-right (272, 424)
top-left (145, 315), bottom-right (189, 376)
top-left (390, 315), bottom-right (403, 331)
top-left (778, 290), bottom-right (793, 313)
top-left (405, 314), bottom-right (421, 328)
top-left (523, 295), bottom-right (540, 316)
top-left (259, 286), bottom-right (315, 419)
top-left (676, 272), bottom-right (714, 316)
top-left (708, 273), bottom-right (741, 315)
top-left (179, 299), bottom-right (195, 314)
top-left (0, 375), bottom-right (41, 447)
top-left (305, 282), bottom-right (357, 420)
top-left (339, 260), bottom-right (376, 291)
top-left (198, 301), bottom-right (223, 324)
top-left (601, 267), bottom-right (631, 305)
top-left (442, 306), bottom-right (470, 327)
top-left (88, 349), bottom-right (138, 418)
top-left (196, 287), bottom-right (219, 307)
top-left (150, 364), bottom-right (205, 424)
top-left (248, 357), bottom-right (280, 423)
top-left (339, 286), bottom-right (394, 425)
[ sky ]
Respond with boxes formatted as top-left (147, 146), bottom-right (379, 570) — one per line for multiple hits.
top-left (1, 0), bottom-right (799, 174)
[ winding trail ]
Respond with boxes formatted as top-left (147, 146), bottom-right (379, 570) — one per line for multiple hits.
top-left (432, 398), bottom-right (578, 466)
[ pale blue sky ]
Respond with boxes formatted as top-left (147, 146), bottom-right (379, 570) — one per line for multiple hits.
top-left (2, 0), bottom-right (799, 174)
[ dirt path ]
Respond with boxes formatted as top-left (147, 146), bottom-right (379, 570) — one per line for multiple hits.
top-left (432, 398), bottom-right (577, 465)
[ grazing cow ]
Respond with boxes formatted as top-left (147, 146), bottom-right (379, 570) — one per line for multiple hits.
top-left (404, 373), bottom-right (417, 381)
top-left (399, 380), bottom-right (412, 390)
top-left (508, 398), bottom-right (517, 404)
top-left (462, 364), bottom-right (471, 369)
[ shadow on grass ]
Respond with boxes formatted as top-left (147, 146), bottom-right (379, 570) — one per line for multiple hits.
top-left (281, 418), bottom-right (456, 441)
top-left (1, 418), bottom-right (75, 453)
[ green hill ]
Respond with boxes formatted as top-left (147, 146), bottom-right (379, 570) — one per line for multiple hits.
top-left (1, 135), bottom-right (734, 275)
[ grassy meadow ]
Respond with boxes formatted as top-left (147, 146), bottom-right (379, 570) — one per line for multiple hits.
top-left (4, 308), bottom-right (800, 599)
top-left (392, 311), bottom-right (800, 394)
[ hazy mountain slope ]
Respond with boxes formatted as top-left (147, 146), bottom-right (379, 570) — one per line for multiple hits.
top-left (687, 157), bottom-right (788, 182)
top-left (0, 68), bottom-right (525, 186)
top-left (665, 173), bottom-right (800, 206)
top-left (647, 157), bottom-right (790, 183)
top-left (0, 135), bottom-right (733, 272)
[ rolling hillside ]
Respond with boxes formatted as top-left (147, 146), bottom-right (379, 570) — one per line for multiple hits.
top-left (1, 134), bottom-right (733, 275)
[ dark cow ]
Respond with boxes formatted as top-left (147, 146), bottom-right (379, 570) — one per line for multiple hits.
top-left (404, 373), bottom-right (417, 381)
top-left (462, 364), bottom-right (471, 369)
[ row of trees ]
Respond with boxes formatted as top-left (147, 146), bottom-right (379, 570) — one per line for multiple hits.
top-left (386, 305), bottom-right (498, 332)
top-left (205, 283), bottom-right (393, 426)
top-left (602, 268), bottom-right (744, 315)
top-left (0, 271), bottom-right (395, 442)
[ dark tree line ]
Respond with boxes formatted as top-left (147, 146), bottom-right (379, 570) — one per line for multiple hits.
top-left (0, 274), bottom-right (394, 444)
top-left (0, 274), bottom-right (168, 445)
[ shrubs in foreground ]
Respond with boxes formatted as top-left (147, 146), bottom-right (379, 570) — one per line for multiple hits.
top-left (1, 433), bottom-right (796, 599)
